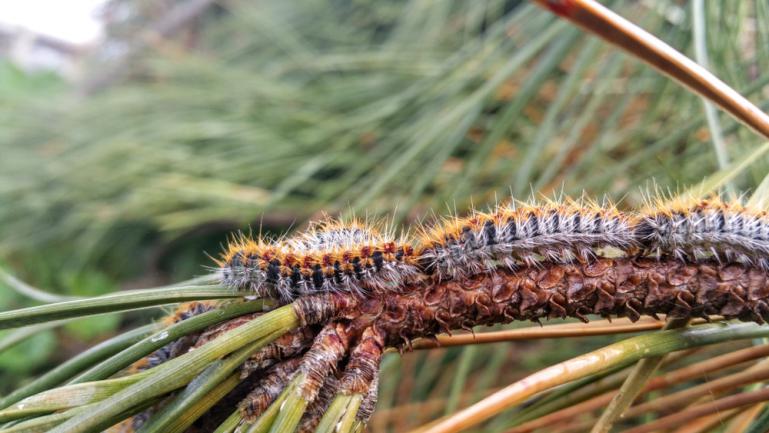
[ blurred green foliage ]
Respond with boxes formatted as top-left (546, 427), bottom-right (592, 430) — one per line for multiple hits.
top-left (0, 60), bottom-right (66, 100)
top-left (2, 1), bottom-right (769, 292)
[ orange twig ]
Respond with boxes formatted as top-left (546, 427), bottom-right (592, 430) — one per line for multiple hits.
top-left (621, 388), bottom-right (769, 433)
top-left (412, 317), bottom-right (678, 350)
top-left (650, 344), bottom-right (769, 388)
top-left (503, 344), bottom-right (769, 433)
top-left (531, 0), bottom-right (769, 140)
top-left (723, 403), bottom-right (767, 433)
top-left (625, 359), bottom-right (769, 417)
top-left (504, 392), bottom-right (613, 433)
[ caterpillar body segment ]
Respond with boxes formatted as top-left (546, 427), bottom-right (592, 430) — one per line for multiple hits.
top-left (636, 197), bottom-right (769, 268)
top-left (416, 200), bottom-right (637, 278)
top-left (219, 219), bottom-right (421, 301)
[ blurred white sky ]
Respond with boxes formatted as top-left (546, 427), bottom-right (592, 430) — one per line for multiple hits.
top-left (0, 0), bottom-right (107, 44)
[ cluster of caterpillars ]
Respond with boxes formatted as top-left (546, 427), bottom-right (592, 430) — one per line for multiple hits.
top-left (114, 196), bottom-right (769, 432)
top-left (220, 196), bottom-right (769, 301)
top-left (123, 256), bottom-right (769, 432)
top-left (115, 303), bottom-right (382, 433)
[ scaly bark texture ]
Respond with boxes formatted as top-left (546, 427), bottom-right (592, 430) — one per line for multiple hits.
top-left (120, 257), bottom-right (769, 431)
top-left (295, 258), bottom-right (769, 348)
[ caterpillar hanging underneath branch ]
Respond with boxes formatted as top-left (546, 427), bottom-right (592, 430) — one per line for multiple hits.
top-left (108, 196), bottom-right (769, 432)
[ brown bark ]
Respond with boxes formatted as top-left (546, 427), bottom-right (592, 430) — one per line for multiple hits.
top-left (297, 258), bottom-right (769, 347)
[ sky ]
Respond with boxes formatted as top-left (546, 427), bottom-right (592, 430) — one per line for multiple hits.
top-left (0, 0), bottom-right (107, 45)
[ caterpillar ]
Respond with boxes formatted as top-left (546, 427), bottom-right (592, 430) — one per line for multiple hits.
top-left (160, 301), bottom-right (216, 326)
top-left (218, 196), bottom-right (769, 301)
top-left (416, 198), bottom-right (635, 277)
top-left (110, 302), bottom-right (220, 433)
top-left (636, 196), bottom-right (769, 268)
top-left (128, 301), bottom-right (217, 373)
top-left (118, 199), bottom-right (769, 432)
top-left (218, 219), bottom-right (421, 301)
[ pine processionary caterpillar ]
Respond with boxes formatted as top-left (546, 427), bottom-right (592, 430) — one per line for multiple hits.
top-left (636, 197), bottom-right (769, 268)
top-left (161, 301), bottom-right (217, 325)
top-left (218, 196), bottom-right (769, 301)
top-left (417, 199), bottom-right (636, 277)
top-left (117, 196), bottom-right (769, 433)
top-left (128, 301), bottom-right (217, 372)
top-left (218, 219), bottom-right (421, 301)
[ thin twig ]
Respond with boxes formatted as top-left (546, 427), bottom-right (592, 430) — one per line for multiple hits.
top-left (723, 403), bottom-right (767, 433)
top-left (503, 343), bottom-right (769, 433)
top-left (625, 358), bottom-right (769, 418)
top-left (589, 317), bottom-right (689, 433)
top-left (621, 388), bottom-right (769, 433)
top-left (413, 323), bottom-right (769, 433)
top-left (671, 409), bottom-right (740, 433)
top-left (531, 0), bottom-right (769, 140)
top-left (411, 317), bottom-right (697, 350)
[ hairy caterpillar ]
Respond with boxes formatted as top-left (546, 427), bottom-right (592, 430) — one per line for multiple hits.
top-left (128, 301), bottom-right (217, 373)
top-left (109, 302), bottom-right (220, 433)
top-left (219, 196), bottom-right (769, 301)
top-left (417, 198), bottom-right (635, 277)
top-left (218, 219), bottom-right (420, 301)
top-left (636, 197), bottom-right (769, 268)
